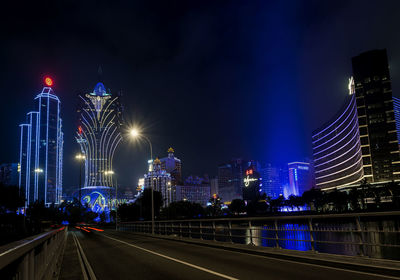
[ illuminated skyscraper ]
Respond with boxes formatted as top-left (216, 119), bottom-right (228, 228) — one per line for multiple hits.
top-left (160, 147), bottom-right (182, 186)
top-left (144, 158), bottom-right (173, 207)
top-left (19, 79), bottom-right (63, 206)
top-left (313, 49), bottom-right (400, 190)
top-left (287, 162), bottom-right (312, 196)
top-left (76, 82), bottom-right (123, 188)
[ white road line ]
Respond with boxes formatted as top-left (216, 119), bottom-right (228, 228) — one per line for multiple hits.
top-left (73, 232), bottom-right (97, 280)
top-left (108, 233), bottom-right (400, 280)
top-left (101, 234), bottom-right (239, 280)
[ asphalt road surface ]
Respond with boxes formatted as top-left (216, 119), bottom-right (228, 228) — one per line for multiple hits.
top-left (70, 228), bottom-right (399, 280)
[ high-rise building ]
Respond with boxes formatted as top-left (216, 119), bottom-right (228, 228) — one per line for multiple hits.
top-left (210, 177), bottom-right (219, 196)
top-left (260, 163), bottom-right (287, 198)
top-left (218, 159), bottom-right (260, 203)
top-left (160, 147), bottom-right (182, 186)
top-left (287, 162), bottom-right (313, 196)
top-left (175, 175), bottom-right (211, 206)
top-left (313, 49), bottom-right (400, 190)
top-left (144, 158), bottom-right (173, 207)
top-left (0, 163), bottom-right (19, 186)
top-left (19, 79), bottom-right (63, 206)
top-left (242, 167), bottom-right (261, 202)
top-left (76, 82), bottom-right (123, 189)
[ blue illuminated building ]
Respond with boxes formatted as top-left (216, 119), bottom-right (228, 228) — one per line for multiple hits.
top-left (260, 163), bottom-right (287, 198)
top-left (287, 162), bottom-right (312, 197)
top-left (76, 82), bottom-right (123, 218)
top-left (19, 83), bottom-right (63, 206)
top-left (0, 163), bottom-right (19, 186)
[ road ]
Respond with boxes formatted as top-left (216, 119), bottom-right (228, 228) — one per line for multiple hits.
top-left (66, 228), bottom-right (398, 280)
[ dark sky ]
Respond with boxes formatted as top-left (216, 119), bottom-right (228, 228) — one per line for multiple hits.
top-left (1, 0), bottom-right (400, 193)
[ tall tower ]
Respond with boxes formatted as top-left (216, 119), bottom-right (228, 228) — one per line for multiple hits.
top-left (352, 49), bottom-right (400, 183)
top-left (19, 77), bottom-right (63, 206)
top-left (76, 82), bottom-right (123, 188)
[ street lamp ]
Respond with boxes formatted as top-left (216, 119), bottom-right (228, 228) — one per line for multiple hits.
top-left (129, 127), bottom-right (154, 234)
top-left (105, 170), bottom-right (118, 229)
top-left (75, 153), bottom-right (85, 208)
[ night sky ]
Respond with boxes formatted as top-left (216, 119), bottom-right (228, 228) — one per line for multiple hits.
top-left (2, 0), bottom-right (400, 193)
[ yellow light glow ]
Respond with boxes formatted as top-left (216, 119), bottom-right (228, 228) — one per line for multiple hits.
top-left (130, 128), bottom-right (139, 138)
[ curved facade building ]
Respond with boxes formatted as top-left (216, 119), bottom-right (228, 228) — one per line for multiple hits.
top-left (76, 82), bottom-right (123, 188)
top-left (312, 94), bottom-right (364, 190)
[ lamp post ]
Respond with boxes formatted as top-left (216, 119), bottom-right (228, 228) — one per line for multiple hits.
top-left (105, 170), bottom-right (117, 228)
top-left (75, 154), bottom-right (85, 210)
top-left (130, 128), bottom-right (154, 234)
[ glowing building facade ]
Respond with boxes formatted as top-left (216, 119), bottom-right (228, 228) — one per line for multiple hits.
top-left (312, 94), bottom-right (363, 189)
top-left (76, 82), bottom-right (123, 219)
top-left (19, 84), bottom-right (63, 206)
top-left (160, 148), bottom-right (182, 186)
top-left (76, 82), bottom-right (123, 188)
top-left (287, 162), bottom-right (313, 196)
top-left (144, 158), bottom-right (172, 207)
top-left (313, 49), bottom-right (400, 190)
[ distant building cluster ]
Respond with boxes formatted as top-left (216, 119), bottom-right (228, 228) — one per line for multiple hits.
top-left (9, 48), bottom-right (400, 212)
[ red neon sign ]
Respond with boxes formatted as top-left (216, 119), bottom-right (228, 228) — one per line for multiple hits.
top-left (44, 77), bottom-right (53, 87)
top-left (78, 126), bottom-right (83, 135)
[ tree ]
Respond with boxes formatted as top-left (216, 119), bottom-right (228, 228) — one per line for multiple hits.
top-left (229, 199), bottom-right (246, 215)
top-left (136, 189), bottom-right (163, 220)
top-left (387, 181), bottom-right (400, 209)
top-left (207, 195), bottom-right (222, 217)
top-left (0, 183), bottom-right (25, 214)
top-left (161, 201), bottom-right (204, 219)
top-left (348, 188), bottom-right (361, 211)
top-left (326, 190), bottom-right (348, 212)
top-left (359, 179), bottom-right (371, 209)
top-left (302, 188), bottom-right (324, 212)
top-left (270, 195), bottom-right (285, 212)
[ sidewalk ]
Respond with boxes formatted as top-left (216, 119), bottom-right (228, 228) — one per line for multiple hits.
top-left (59, 231), bottom-right (84, 280)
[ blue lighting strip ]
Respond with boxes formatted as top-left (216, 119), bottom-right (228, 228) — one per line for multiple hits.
top-left (313, 99), bottom-right (357, 152)
top-left (312, 95), bottom-right (355, 142)
top-left (313, 93), bottom-right (364, 189)
top-left (393, 97), bottom-right (400, 143)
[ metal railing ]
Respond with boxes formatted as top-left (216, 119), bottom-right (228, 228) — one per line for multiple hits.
top-left (118, 212), bottom-right (400, 260)
top-left (0, 226), bottom-right (67, 280)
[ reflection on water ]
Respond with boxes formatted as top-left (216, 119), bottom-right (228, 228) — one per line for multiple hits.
top-left (121, 216), bottom-right (400, 260)
top-left (233, 218), bottom-right (400, 260)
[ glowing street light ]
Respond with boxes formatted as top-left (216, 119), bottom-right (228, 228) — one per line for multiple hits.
top-left (130, 128), bottom-right (139, 138)
top-left (75, 154), bottom-right (85, 160)
top-left (129, 127), bottom-right (155, 234)
top-left (34, 168), bottom-right (43, 173)
top-left (75, 153), bottom-right (85, 209)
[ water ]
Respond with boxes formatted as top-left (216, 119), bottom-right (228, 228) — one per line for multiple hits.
top-left (120, 215), bottom-right (400, 260)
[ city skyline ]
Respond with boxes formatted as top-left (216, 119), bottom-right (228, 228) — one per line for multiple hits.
top-left (2, 1), bottom-right (400, 190)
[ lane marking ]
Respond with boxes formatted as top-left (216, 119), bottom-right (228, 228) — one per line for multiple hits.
top-left (114, 233), bottom-right (400, 280)
top-left (101, 234), bottom-right (239, 280)
top-left (72, 232), bottom-right (97, 280)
